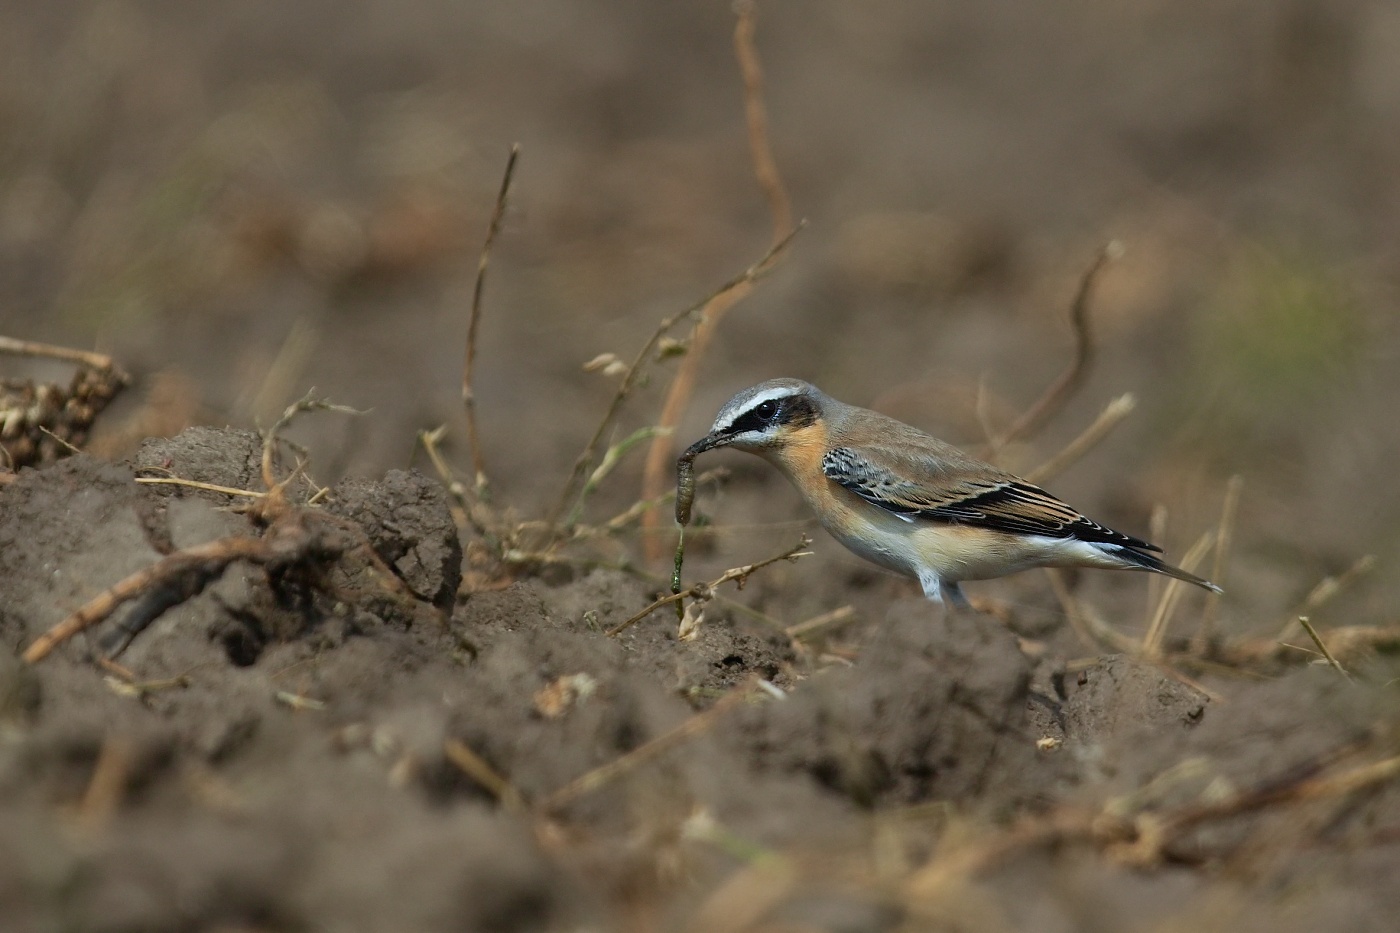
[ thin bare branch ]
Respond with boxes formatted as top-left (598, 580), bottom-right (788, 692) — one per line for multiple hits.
top-left (552, 226), bottom-right (802, 528)
top-left (991, 241), bottom-right (1120, 453)
top-left (1045, 568), bottom-right (1139, 654)
top-left (444, 737), bottom-right (528, 814)
top-left (1195, 474), bottom-right (1243, 650)
top-left (786, 605), bottom-right (856, 639)
top-left (258, 389), bottom-right (362, 496)
top-left (1273, 554), bottom-right (1376, 639)
top-left (1141, 529), bottom-right (1216, 657)
top-left (1297, 616), bottom-right (1354, 682)
top-left (566, 425), bottom-right (671, 527)
top-left (463, 144), bottom-right (521, 495)
top-left (607, 535), bottom-right (812, 637)
top-left (638, 5), bottom-right (797, 559)
top-left (75, 738), bottom-right (134, 832)
top-left (734, 0), bottom-right (792, 239)
top-left (1025, 393), bottom-right (1136, 484)
top-left (134, 476), bottom-right (266, 499)
top-left (0, 335), bottom-right (122, 372)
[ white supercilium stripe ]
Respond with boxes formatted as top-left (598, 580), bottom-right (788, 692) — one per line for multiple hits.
top-left (711, 386), bottom-right (801, 432)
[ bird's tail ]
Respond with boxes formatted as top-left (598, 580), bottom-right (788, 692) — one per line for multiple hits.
top-left (1103, 545), bottom-right (1223, 594)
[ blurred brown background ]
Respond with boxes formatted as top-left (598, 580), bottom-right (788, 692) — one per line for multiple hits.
top-left (2, 0), bottom-right (1397, 627)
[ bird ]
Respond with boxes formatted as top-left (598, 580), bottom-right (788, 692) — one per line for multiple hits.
top-left (680, 378), bottom-right (1221, 607)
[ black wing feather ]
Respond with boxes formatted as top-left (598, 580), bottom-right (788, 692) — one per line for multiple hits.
top-left (821, 446), bottom-right (1159, 552)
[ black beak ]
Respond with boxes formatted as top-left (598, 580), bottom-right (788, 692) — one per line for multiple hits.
top-left (680, 431), bottom-right (731, 461)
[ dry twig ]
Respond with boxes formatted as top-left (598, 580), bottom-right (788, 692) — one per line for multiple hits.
top-left (1273, 554), bottom-right (1376, 640)
top-left (1141, 528), bottom-right (1216, 656)
top-left (1025, 393), bottom-right (1136, 484)
top-left (444, 737), bottom-right (528, 814)
top-left (1195, 474), bottom-right (1243, 650)
top-left (1045, 568), bottom-right (1138, 654)
top-left (734, 0), bottom-right (792, 239)
top-left (463, 144), bottom-right (521, 495)
top-left (552, 227), bottom-right (801, 529)
top-left (1297, 616), bottom-right (1353, 682)
top-left (1195, 623), bottom-right (1400, 670)
top-left (638, 2), bottom-right (796, 559)
top-left (74, 737), bottom-right (134, 832)
top-left (607, 535), bottom-right (812, 637)
top-left (0, 335), bottom-right (120, 371)
top-left (989, 242), bottom-right (1120, 454)
top-left (785, 605), bottom-right (857, 640)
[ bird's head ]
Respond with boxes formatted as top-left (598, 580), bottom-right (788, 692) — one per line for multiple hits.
top-left (681, 378), bottom-right (827, 459)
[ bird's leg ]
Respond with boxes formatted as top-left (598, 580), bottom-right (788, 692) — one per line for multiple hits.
top-left (918, 571), bottom-right (971, 609)
top-left (940, 581), bottom-right (972, 609)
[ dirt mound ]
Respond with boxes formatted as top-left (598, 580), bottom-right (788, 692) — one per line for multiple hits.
top-left (2, 428), bottom-right (1399, 931)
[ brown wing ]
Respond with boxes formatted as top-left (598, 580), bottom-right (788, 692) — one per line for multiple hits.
top-left (821, 444), bottom-right (1159, 551)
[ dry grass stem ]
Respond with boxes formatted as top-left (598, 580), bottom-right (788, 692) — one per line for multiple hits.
top-left (104, 672), bottom-right (192, 698)
top-left (683, 856), bottom-right (799, 933)
top-left (417, 425), bottom-right (490, 540)
top-left (1195, 474), bottom-right (1243, 649)
top-left (553, 226), bottom-right (802, 529)
top-left (444, 737), bottom-right (528, 814)
top-left (134, 476), bottom-right (267, 499)
top-left (1297, 616), bottom-right (1353, 682)
top-left (1146, 504), bottom-right (1169, 622)
top-left (1199, 623), bottom-right (1400, 670)
top-left (786, 605), bottom-right (857, 639)
top-left (75, 737), bottom-right (133, 831)
top-left (1138, 746), bottom-right (1400, 860)
top-left (0, 335), bottom-right (121, 371)
top-left (991, 241), bottom-right (1120, 453)
top-left (1273, 554), bottom-right (1376, 639)
top-left (567, 425), bottom-right (671, 526)
top-left (734, 0), bottom-right (792, 240)
top-left (463, 144), bottom-right (521, 495)
top-left (246, 314), bottom-right (321, 423)
top-left (638, 4), bottom-right (797, 559)
top-left (274, 690), bottom-right (327, 712)
top-left (1025, 393), bottom-right (1136, 484)
top-left (540, 678), bottom-right (757, 812)
top-left (607, 535), bottom-right (813, 637)
top-left (38, 425), bottom-right (82, 455)
top-left (585, 467), bottom-right (729, 537)
top-left (1141, 529), bottom-right (1215, 656)
top-left (1045, 569), bottom-right (1138, 654)
top-left (258, 389), bottom-right (361, 498)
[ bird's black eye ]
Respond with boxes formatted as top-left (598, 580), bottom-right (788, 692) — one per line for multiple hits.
top-left (754, 400), bottom-right (778, 421)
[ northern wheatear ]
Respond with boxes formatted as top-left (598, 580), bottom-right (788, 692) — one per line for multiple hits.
top-left (681, 378), bottom-right (1221, 606)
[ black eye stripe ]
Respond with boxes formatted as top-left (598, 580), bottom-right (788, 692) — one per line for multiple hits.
top-left (724, 394), bottom-right (818, 435)
top-left (727, 407), bottom-right (772, 435)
